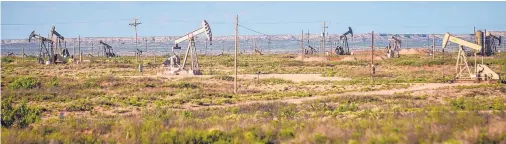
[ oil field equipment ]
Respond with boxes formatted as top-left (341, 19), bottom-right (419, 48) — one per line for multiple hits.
top-left (163, 20), bottom-right (212, 75)
top-left (335, 27), bottom-right (353, 55)
top-left (49, 26), bottom-right (69, 64)
top-left (99, 40), bottom-right (116, 58)
top-left (135, 49), bottom-right (143, 61)
top-left (442, 32), bottom-right (500, 82)
top-left (305, 45), bottom-right (316, 55)
top-left (304, 30), bottom-right (317, 55)
top-left (485, 32), bottom-right (502, 54)
top-left (475, 30), bottom-right (502, 56)
top-left (386, 36), bottom-right (401, 58)
top-left (28, 30), bottom-right (53, 64)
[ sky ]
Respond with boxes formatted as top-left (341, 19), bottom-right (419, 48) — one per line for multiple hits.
top-left (1, 1), bottom-right (506, 39)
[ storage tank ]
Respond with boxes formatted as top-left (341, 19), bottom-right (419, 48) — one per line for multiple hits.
top-left (475, 30), bottom-right (484, 47)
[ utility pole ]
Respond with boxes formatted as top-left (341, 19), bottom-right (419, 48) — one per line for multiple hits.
top-left (129, 18), bottom-right (142, 48)
top-left (91, 42), bottom-right (94, 57)
top-left (405, 37), bottom-right (408, 48)
top-left (301, 30), bottom-right (304, 58)
top-left (153, 51), bottom-right (156, 64)
top-left (432, 33), bottom-right (435, 59)
top-left (474, 26), bottom-right (476, 43)
top-left (483, 29), bottom-right (486, 64)
top-left (73, 39), bottom-right (76, 57)
top-left (371, 31), bottom-right (374, 83)
top-left (234, 15), bottom-right (239, 94)
top-left (221, 41), bottom-right (225, 55)
top-left (22, 45), bottom-right (25, 60)
top-left (322, 22), bottom-right (328, 56)
top-left (79, 35), bottom-right (82, 63)
top-left (145, 39), bottom-right (148, 58)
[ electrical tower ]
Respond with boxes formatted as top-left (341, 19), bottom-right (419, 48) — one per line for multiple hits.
top-left (129, 18), bottom-right (142, 46)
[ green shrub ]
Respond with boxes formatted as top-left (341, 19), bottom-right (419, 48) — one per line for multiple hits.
top-left (1, 98), bottom-right (42, 128)
top-left (181, 111), bottom-right (193, 118)
top-left (450, 97), bottom-right (465, 110)
top-left (48, 77), bottom-right (59, 87)
top-left (66, 99), bottom-right (94, 111)
top-left (127, 97), bottom-right (146, 107)
top-left (314, 133), bottom-right (329, 144)
top-left (337, 102), bottom-right (358, 112)
top-left (83, 80), bottom-right (99, 88)
top-left (321, 70), bottom-right (337, 77)
top-left (1, 57), bottom-right (14, 63)
top-left (8, 77), bottom-right (39, 89)
top-left (491, 98), bottom-right (505, 110)
top-left (212, 75), bottom-right (234, 81)
top-left (278, 129), bottom-right (295, 139)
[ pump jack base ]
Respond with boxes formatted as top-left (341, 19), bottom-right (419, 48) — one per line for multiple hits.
top-left (161, 67), bottom-right (202, 76)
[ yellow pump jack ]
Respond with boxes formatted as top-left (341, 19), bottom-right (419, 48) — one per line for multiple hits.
top-left (442, 33), bottom-right (501, 83)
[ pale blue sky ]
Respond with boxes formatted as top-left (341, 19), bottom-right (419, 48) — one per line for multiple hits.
top-left (2, 1), bottom-right (506, 39)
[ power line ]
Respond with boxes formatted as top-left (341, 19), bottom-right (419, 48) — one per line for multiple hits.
top-left (238, 24), bottom-right (305, 43)
top-left (237, 24), bottom-right (270, 36)
top-left (241, 21), bottom-right (324, 25)
top-left (1, 18), bottom-right (132, 26)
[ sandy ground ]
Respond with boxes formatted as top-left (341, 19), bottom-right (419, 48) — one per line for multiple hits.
top-left (238, 74), bottom-right (350, 82)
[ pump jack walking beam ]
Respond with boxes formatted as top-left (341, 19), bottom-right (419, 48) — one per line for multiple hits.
top-left (387, 36), bottom-right (402, 58)
top-left (171, 20), bottom-right (212, 75)
top-left (442, 32), bottom-right (500, 82)
top-left (49, 26), bottom-right (69, 63)
top-left (29, 30), bottom-right (53, 64)
top-left (336, 27), bottom-right (353, 55)
top-left (99, 40), bottom-right (115, 58)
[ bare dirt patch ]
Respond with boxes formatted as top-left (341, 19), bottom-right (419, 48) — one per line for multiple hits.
top-left (238, 74), bottom-right (350, 82)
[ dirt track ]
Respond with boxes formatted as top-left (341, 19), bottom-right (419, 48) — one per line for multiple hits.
top-left (181, 82), bottom-right (480, 110)
top-left (123, 74), bottom-right (350, 82)
top-left (238, 74), bottom-right (350, 82)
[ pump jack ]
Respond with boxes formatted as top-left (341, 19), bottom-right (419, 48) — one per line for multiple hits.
top-left (28, 31), bottom-right (52, 64)
top-left (99, 40), bottom-right (116, 58)
top-left (386, 36), bottom-right (401, 58)
top-left (486, 32), bottom-right (502, 54)
top-left (49, 26), bottom-right (69, 64)
top-left (305, 45), bottom-right (316, 55)
top-left (163, 20), bottom-right (212, 75)
top-left (442, 32), bottom-right (501, 82)
top-left (135, 49), bottom-right (143, 62)
top-left (335, 27), bottom-right (353, 55)
top-left (304, 30), bottom-right (316, 55)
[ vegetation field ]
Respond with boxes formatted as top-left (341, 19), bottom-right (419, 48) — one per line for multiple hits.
top-left (1, 52), bottom-right (506, 143)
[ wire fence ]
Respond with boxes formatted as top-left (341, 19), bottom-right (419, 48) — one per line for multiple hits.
top-left (2, 34), bottom-right (505, 57)
top-left (2, 26), bottom-right (505, 58)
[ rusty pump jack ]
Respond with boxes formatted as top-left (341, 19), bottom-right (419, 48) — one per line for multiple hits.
top-left (49, 26), bottom-right (69, 63)
top-left (163, 20), bottom-right (212, 75)
top-left (485, 32), bottom-right (502, 54)
top-left (442, 32), bottom-right (501, 82)
top-left (335, 27), bottom-right (353, 55)
top-left (386, 36), bottom-right (401, 58)
top-left (99, 40), bottom-right (116, 58)
top-left (28, 31), bottom-right (52, 64)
